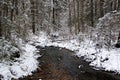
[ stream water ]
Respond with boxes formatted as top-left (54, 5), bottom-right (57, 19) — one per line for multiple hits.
top-left (20, 46), bottom-right (120, 80)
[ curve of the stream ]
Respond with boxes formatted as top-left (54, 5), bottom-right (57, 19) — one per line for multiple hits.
top-left (20, 46), bottom-right (120, 80)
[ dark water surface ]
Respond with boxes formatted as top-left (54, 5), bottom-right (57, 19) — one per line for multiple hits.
top-left (20, 46), bottom-right (120, 80)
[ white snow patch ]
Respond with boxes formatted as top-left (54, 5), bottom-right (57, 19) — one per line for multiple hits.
top-left (0, 43), bottom-right (39, 80)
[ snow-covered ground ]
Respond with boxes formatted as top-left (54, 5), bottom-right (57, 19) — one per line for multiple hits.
top-left (0, 42), bottom-right (39, 80)
top-left (30, 31), bottom-right (120, 74)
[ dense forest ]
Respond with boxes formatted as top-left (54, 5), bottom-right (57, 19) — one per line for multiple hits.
top-left (0, 0), bottom-right (120, 40)
top-left (0, 0), bottom-right (120, 80)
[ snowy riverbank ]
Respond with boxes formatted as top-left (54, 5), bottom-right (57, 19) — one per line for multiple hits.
top-left (1, 30), bottom-right (120, 80)
top-left (31, 31), bottom-right (120, 74)
top-left (0, 40), bottom-right (39, 80)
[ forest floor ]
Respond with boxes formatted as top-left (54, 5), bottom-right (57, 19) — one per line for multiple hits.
top-left (20, 46), bottom-right (120, 80)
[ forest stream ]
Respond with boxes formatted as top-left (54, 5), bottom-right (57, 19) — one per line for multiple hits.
top-left (20, 46), bottom-right (120, 80)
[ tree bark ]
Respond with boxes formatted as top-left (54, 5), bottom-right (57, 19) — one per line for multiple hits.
top-left (115, 32), bottom-right (120, 48)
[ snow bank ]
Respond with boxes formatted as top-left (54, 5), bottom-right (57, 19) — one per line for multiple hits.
top-left (90, 48), bottom-right (120, 72)
top-left (0, 43), bottom-right (39, 80)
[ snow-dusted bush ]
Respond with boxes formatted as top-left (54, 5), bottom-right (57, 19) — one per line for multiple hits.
top-left (95, 11), bottom-right (120, 49)
top-left (0, 38), bottom-right (20, 61)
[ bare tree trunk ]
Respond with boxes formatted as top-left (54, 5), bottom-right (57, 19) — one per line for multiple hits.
top-left (115, 32), bottom-right (120, 48)
top-left (10, 0), bottom-right (14, 21)
top-left (100, 0), bottom-right (104, 17)
top-left (80, 0), bottom-right (84, 32)
top-left (91, 0), bottom-right (94, 27)
top-left (15, 0), bottom-right (18, 15)
top-left (117, 0), bottom-right (120, 10)
top-left (73, 0), bottom-right (77, 35)
top-left (0, 6), bottom-right (2, 37)
top-left (0, 22), bottom-right (2, 37)
top-left (52, 0), bottom-right (55, 24)
top-left (76, 0), bottom-right (80, 33)
top-left (31, 0), bottom-right (35, 33)
top-left (68, 0), bottom-right (72, 33)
